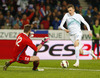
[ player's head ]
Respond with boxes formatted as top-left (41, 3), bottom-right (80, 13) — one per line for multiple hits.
top-left (22, 14), bottom-right (27, 20)
top-left (67, 4), bottom-right (75, 16)
top-left (24, 24), bottom-right (31, 35)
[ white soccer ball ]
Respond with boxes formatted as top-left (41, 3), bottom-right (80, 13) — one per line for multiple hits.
top-left (60, 60), bottom-right (69, 68)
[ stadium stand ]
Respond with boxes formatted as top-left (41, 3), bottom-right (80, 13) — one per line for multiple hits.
top-left (0, 0), bottom-right (100, 30)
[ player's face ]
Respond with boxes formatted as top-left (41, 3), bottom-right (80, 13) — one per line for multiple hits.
top-left (68, 7), bottom-right (75, 16)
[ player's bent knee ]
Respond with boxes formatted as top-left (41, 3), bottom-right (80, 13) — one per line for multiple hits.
top-left (30, 56), bottom-right (40, 62)
top-left (74, 40), bottom-right (79, 47)
top-left (79, 48), bottom-right (83, 54)
top-left (74, 43), bottom-right (79, 47)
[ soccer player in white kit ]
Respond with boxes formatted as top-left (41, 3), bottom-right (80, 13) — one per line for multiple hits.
top-left (59, 4), bottom-right (97, 67)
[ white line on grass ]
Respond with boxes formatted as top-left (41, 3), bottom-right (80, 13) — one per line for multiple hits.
top-left (0, 65), bottom-right (100, 72)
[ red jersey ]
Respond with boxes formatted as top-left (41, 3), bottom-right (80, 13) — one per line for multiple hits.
top-left (13, 33), bottom-right (37, 59)
top-left (41, 20), bottom-right (50, 29)
top-left (21, 12), bottom-right (34, 29)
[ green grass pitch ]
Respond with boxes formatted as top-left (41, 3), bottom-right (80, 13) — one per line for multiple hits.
top-left (0, 60), bottom-right (100, 78)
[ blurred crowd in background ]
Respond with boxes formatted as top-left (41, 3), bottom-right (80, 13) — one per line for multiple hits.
top-left (0, 0), bottom-right (100, 30)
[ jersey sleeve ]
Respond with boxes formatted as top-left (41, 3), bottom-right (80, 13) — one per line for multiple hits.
top-left (79, 14), bottom-right (90, 31)
top-left (26, 38), bottom-right (38, 52)
top-left (59, 14), bottom-right (67, 30)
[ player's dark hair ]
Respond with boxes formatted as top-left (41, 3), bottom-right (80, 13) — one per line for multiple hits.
top-left (67, 4), bottom-right (75, 9)
top-left (24, 24), bottom-right (31, 33)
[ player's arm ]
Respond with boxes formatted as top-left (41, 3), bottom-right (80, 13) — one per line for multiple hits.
top-left (36, 37), bottom-right (50, 51)
top-left (36, 44), bottom-right (43, 52)
top-left (59, 14), bottom-right (69, 33)
top-left (91, 25), bottom-right (96, 37)
top-left (27, 37), bottom-right (50, 52)
top-left (79, 14), bottom-right (92, 37)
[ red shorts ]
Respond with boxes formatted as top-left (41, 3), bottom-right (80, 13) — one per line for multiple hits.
top-left (17, 55), bottom-right (30, 64)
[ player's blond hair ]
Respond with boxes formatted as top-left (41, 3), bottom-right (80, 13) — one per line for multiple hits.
top-left (67, 4), bottom-right (75, 9)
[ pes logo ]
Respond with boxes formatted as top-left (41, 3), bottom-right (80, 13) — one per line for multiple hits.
top-left (36, 43), bottom-right (92, 56)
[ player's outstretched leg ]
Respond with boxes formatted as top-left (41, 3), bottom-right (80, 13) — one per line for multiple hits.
top-left (80, 49), bottom-right (97, 59)
top-left (90, 50), bottom-right (97, 59)
top-left (3, 61), bottom-right (11, 71)
top-left (3, 59), bottom-right (16, 71)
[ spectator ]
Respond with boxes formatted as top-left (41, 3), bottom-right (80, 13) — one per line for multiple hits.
top-left (57, 11), bottom-right (63, 20)
top-left (45, 5), bottom-right (51, 15)
top-left (46, 11), bottom-right (53, 26)
top-left (2, 1), bottom-right (8, 16)
top-left (52, 12), bottom-right (56, 19)
top-left (49, 0), bottom-right (57, 8)
top-left (21, 11), bottom-right (34, 29)
top-left (2, 19), bottom-right (11, 29)
top-left (17, 0), bottom-right (29, 12)
top-left (62, 1), bottom-right (68, 6)
top-left (26, 5), bottom-right (35, 23)
top-left (31, 21), bottom-right (38, 29)
top-left (34, 17), bottom-right (40, 26)
top-left (89, 0), bottom-right (100, 10)
top-left (10, 6), bottom-right (16, 17)
top-left (15, 7), bottom-right (23, 20)
top-left (0, 11), bottom-right (2, 15)
top-left (29, 0), bottom-right (36, 6)
top-left (60, 6), bottom-right (67, 15)
top-left (39, 23), bottom-right (44, 29)
top-left (84, 5), bottom-right (93, 16)
top-left (5, 11), bottom-right (14, 27)
top-left (49, 26), bottom-right (53, 30)
top-left (54, 9), bottom-right (58, 14)
top-left (84, 10), bottom-right (93, 30)
top-left (13, 17), bottom-right (22, 29)
top-left (0, 14), bottom-right (5, 29)
top-left (0, 0), bottom-right (95, 30)
top-left (38, 1), bottom-right (46, 18)
top-left (92, 7), bottom-right (98, 17)
top-left (71, 0), bottom-right (80, 7)
top-left (45, 0), bottom-right (54, 11)
top-left (75, 6), bottom-right (79, 13)
top-left (95, 13), bottom-right (100, 25)
top-left (40, 17), bottom-right (50, 29)
top-left (34, 11), bottom-right (41, 19)
top-left (52, 17), bottom-right (61, 29)
top-left (26, 4), bottom-right (34, 16)
top-left (79, 6), bottom-right (85, 16)
top-left (55, 1), bottom-right (61, 11)
top-left (92, 19), bottom-right (100, 59)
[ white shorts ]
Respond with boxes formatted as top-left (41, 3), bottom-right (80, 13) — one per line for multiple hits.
top-left (69, 31), bottom-right (83, 48)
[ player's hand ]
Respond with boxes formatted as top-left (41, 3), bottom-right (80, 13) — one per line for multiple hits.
top-left (89, 31), bottom-right (93, 37)
top-left (96, 33), bottom-right (99, 39)
top-left (41, 37), bottom-right (50, 45)
top-left (64, 29), bottom-right (69, 33)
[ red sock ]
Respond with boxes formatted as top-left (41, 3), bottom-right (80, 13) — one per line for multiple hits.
top-left (33, 61), bottom-right (39, 70)
top-left (9, 58), bottom-right (16, 64)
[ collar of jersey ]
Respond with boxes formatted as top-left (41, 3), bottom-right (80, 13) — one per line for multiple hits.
top-left (23, 33), bottom-right (28, 36)
top-left (69, 12), bottom-right (76, 16)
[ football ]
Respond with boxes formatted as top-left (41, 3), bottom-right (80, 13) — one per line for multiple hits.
top-left (60, 60), bottom-right (69, 68)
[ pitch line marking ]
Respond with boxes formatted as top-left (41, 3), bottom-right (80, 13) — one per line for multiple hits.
top-left (0, 65), bottom-right (100, 72)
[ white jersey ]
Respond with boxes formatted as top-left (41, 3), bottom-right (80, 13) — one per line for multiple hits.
top-left (59, 12), bottom-right (90, 35)
top-left (17, 0), bottom-right (29, 10)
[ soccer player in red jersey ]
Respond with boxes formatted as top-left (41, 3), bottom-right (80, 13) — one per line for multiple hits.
top-left (3, 24), bottom-right (49, 71)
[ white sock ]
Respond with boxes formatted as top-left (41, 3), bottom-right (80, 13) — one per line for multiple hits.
top-left (75, 46), bottom-right (79, 64)
top-left (83, 50), bottom-right (91, 55)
